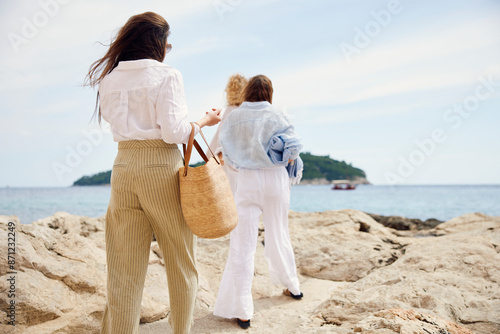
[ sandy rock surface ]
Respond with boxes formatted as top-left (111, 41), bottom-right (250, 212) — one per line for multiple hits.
top-left (290, 210), bottom-right (407, 282)
top-left (0, 210), bottom-right (499, 334)
top-left (0, 214), bottom-right (171, 333)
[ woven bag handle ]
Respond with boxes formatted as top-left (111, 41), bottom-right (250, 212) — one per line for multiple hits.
top-left (182, 123), bottom-right (196, 176)
top-left (182, 123), bottom-right (221, 176)
top-left (197, 127), bottom-right (219, 163)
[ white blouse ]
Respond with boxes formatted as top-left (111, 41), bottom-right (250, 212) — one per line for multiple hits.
top-left (98, 59), bottom-right (199, 144)
top-left (207, 105), bottom-right (237, 155)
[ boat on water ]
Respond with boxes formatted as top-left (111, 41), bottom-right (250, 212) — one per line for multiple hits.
top-left (331, 180), bottom-right (356, 190)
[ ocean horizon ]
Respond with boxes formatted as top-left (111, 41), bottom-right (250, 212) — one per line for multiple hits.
top-left (1, 184), bottom-right (499, 224)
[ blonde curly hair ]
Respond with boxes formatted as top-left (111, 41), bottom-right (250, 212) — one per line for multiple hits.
top-left (225, 74), bottom-right (248, 106)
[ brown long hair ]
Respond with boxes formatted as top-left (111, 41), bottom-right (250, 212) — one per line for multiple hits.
top-left (241, 75), bottom-right (273, 104)
top-left (85, 12), bottom-right (170, 122)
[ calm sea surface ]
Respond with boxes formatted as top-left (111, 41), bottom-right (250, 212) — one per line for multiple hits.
top-left (0, 185), bottom-right (499, 224)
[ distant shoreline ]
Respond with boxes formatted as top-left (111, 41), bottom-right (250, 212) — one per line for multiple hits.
top-left (297, 177), bottom-right (371, 185)
top-left (73, 184), bottom-right (111, 187)
top-left (70, 177), bottom-right (372, 187)
top-left (4, 183), bottom-right (500, 188)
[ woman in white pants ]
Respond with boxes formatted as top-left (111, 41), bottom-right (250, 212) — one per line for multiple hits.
top-left (214, 75), bottom-right (303, 329)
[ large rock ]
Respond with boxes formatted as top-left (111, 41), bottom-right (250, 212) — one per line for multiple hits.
top-left (0, 215), bottom-right (170, 333)
top-left (2, 210), bottom-right (499, 334)
top-left (434, 212), bottom-right (500, 238)
top-left (33, 212), bottom-right (105, 241)
top-left (356, 308), bottom-right (475, 334)
top-left (290, 210), bottom-right (409, 282)
top-left (311, 212), bottom-right (500, 334)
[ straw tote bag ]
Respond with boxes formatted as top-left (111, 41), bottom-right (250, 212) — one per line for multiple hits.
top-left (178, 123), bottom-right (238, 239)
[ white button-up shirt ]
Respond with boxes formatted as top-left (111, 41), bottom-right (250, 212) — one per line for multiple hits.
top-left (99, 59), bottom-right (198, 143)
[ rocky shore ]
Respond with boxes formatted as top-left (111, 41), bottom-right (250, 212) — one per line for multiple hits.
top-left (1, 210), bottom-right (499, 333)
top-left (366, 213), bottom-right (443, 232)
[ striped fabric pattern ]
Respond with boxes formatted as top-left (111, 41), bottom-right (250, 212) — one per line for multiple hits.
top-left (101, 139), bottom-right (198, 334)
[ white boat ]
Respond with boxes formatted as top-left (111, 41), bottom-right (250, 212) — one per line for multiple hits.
top-left (331, 180), bottom-right (356, 190)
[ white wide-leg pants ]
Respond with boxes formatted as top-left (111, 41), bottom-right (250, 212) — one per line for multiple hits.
top-left (213, 167), bottom-right (301, 320)
top-left (223, 163), bottom-right (239, 195)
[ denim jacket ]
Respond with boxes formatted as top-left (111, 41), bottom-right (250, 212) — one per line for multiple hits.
top-left (220, 101), bottom-right (301, 170)
top-left (268, 134), bottom-right (304, 184)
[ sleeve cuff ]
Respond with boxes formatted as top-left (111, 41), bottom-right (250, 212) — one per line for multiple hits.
top-left (193, 122), bottom-right (201, 134)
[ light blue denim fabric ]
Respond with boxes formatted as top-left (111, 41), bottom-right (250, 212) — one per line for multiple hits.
top-left (268, 134), bottom-right (304, 183)
top-left (268, 134), bottom-right (303, 166)
top-left (287, 156), bottom-right (303, 180)
top-left (220, 101), bottom-right (301, 170)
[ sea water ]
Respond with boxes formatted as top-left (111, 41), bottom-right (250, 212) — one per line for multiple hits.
top-left (290, 184), bottom-right (500, 221)
top-left (0, 185), bottom-right (499, 224)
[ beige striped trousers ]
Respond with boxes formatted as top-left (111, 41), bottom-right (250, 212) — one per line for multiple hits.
top-left (101, 139), bottom-right (198, 334)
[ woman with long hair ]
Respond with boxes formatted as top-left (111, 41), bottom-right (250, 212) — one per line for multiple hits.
top-left (214, 75), bottom-right (303, 329)
top-left (86, 12), bottom-right (221, 334)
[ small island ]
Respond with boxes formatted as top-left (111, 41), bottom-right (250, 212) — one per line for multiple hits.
top-left (299, 152), bottom-right (369, 185)
top-left (73, 171), bottom-right (112, 186)
top-left (73, 152), bottom-right (369, 186)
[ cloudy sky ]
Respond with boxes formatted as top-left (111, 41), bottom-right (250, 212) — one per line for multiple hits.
top-left (1, 0), bottom-right (499, 187)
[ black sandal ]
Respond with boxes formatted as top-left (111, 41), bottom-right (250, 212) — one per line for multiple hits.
top-left (237, 318), bottom-right (251, 329)
top-left (283, 288), bottom-right (303, 300)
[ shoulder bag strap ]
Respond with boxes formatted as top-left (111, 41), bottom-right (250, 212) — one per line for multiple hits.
top-left (198, 128), bottom-right (220, 164)
top-left (182, 123), bottom-right (221, 177)
top-left (182, 123), bottom-right (196, 176)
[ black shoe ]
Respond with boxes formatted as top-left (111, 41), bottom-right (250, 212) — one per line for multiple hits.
top-left (237, 318), bottom-right (251, 329)
top-left (283, 288), bottom-right (303, 300)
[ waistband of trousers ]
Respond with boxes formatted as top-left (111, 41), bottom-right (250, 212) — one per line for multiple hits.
top-left (118, 139), bottom-right (179, 150)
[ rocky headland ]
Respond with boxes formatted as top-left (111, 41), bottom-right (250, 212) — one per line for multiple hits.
top-left (0, 210), bottom-right (499, 333)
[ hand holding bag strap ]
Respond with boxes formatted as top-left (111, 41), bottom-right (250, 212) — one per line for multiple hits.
top-left (182, 123), bottom-right (221, 176)
top-left (182, 123), bottom-right (196, 176)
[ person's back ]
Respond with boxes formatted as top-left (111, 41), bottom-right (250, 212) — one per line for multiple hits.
top-left (99, 60), bottom-right (192, 143)
top-left (214, 75), bottom-right (303, 329)
top-left (85, 12), bottom-right (220, 334)
top-left (221, 100), bottom-right (295, 170)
